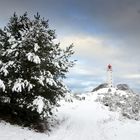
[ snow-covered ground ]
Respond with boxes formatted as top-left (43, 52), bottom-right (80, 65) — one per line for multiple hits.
top-left (0, 88), bottom-right (140, 140)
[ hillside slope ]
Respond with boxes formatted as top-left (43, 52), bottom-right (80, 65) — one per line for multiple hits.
top-left (0, 88), bottom-right (140, 140)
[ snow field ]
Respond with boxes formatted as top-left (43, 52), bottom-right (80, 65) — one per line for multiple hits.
top-left (1, 89), bottom-right (140, 140)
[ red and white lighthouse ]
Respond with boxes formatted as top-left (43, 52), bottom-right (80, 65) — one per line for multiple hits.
top-left (107, 64), bottom-right (113, 88)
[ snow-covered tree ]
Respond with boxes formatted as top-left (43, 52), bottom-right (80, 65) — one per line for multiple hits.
top-left (0, 12), bottom-right (74, 129)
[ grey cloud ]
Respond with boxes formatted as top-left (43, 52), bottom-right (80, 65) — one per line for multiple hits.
top-left (1, 0), bottom-right (140, 38)
top-left (0, 0), bottom-right (140, 92)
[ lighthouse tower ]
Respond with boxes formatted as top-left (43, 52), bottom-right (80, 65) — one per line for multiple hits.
top-left (107, 64), bottom-right (113, 88)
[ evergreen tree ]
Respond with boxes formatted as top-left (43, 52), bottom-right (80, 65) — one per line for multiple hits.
top-left (0, 12), bottom-right (74, 129)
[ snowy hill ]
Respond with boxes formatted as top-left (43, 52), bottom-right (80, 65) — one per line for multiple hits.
top-left (1, 87), bottom-right (140, 140)
top-left (92, 83), bottom-right (133, 93)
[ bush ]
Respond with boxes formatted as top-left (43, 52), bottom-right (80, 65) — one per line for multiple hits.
top-left (97, 91), bottom-right (140, 120)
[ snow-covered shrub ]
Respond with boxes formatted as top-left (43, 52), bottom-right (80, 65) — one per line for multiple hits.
top-left (97, 91), bottom-right (140, 120)
top-left (0, 12), bottom-right (74, 131)
top-left (121, 94), bottom-right (140, 120)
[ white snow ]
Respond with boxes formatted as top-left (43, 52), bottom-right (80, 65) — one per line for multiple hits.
top-left (33, 71), bottom-right (57, 87)
top-left (0, 79), bottom-right (5, 91)
top-left (11, 43), bottom-right (18, 49)
top-left (46, 78), bottom-right (57, 86)
top-left (8, 36), bottom-right (16, 43)
top-left (33, 96), bottom-right (45, 114)
top-left (0, 61), bottom-right (15, 76)
top-left (45, 71), bottom-right (57, 86)
top-left (1, 88), bottom-right (140, 140)
top-left (36, 75), bottom-right (45, 86)
top-left (34, 43), bottom-right (40, 52)
top-left (12, 78), bottom-right (34, 92)
top-left (0, 67), bottom-right (8, 76)
top-left (26, 52), bottom-right (41, 64)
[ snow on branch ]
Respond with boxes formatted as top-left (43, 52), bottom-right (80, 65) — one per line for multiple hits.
top-left (33, 71), bottom-right (57, 87)
top-left (12, 78), bottom-right (34, 92)
top-left (26, 52), bottom-right (41, 64)
top-left (34, 43), bottom-right (40, 52)
top-left (0, 79), bottom-right (5, 91)
top-left (0, 61), bottom-right (14, 76)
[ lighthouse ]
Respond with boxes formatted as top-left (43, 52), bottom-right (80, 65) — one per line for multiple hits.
top-left (107, 64), bottom-right (113, 88)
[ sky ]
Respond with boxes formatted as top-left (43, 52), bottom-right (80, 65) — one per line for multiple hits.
top-left (0, 0), bottom-right (140, 92)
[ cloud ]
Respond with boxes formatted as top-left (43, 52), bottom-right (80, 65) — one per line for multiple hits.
top-left (60, 34), bottom-right (140, 92)
top-left (123, 74), bottom-right (140, 79)
top-left (60, 35), bottom-right (121, 60)
top-left (0, 0), bottom-right (140, 92)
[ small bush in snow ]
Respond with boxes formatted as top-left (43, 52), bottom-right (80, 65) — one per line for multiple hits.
top-left (97, 92), bottom-right (140, 120)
